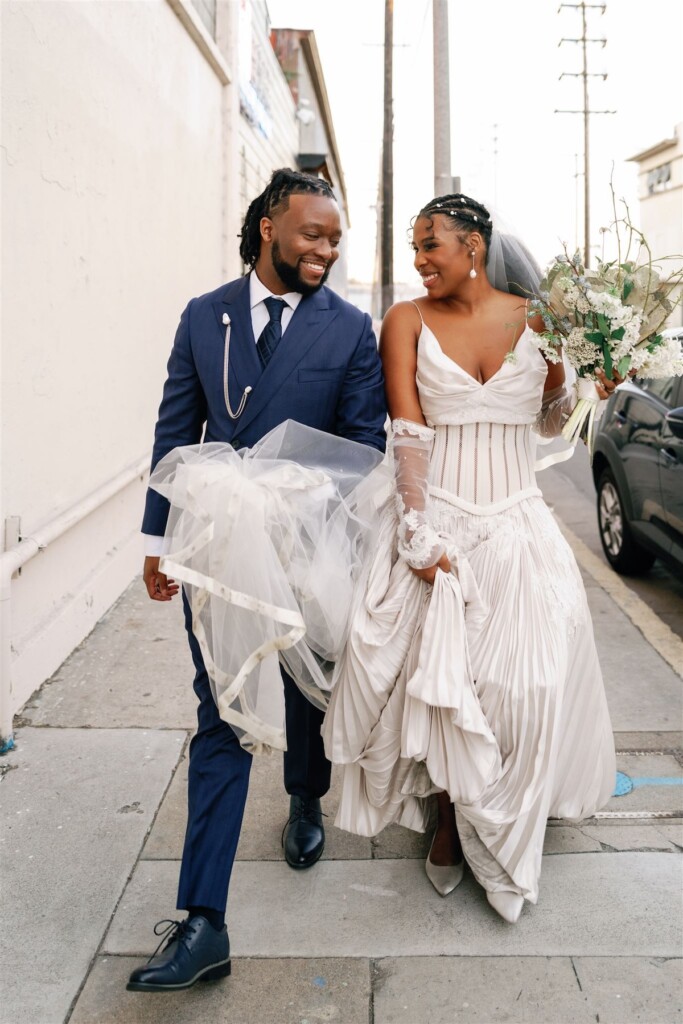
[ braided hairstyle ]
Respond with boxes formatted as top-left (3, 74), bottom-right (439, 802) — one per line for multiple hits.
top-left (416, 193), bottom-right (493, 254)
top-left (239, 168), bottom-right (336, 268)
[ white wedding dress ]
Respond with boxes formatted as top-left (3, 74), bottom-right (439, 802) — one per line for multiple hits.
top-left (322, 318), bottom-right (616, 904)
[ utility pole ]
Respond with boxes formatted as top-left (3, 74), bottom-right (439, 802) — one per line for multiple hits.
top-left (492, 123), bottom-right (499, 208)
top-left (381, 0), bottom-right (393, 316)
top-left (556, 2), bottom-right (615, 267)
top-left (433, 0), bottom-right (453, 197)
top-left (573, 152), bottom-right (583, 253)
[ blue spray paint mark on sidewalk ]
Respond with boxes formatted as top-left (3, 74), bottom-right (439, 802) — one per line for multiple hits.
top-left (612, 771), bottom-right (683, 797)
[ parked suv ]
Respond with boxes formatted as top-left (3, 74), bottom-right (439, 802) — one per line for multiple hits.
top-left (592, 329), bottom-right (683, 575)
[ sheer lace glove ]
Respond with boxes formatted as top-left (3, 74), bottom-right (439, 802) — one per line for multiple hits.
top-left (535, 383), bottom-right (609, 439)
top-left (392, 418), bottom-right (446, 570)
top-left (534, 385), bottom-right (576, 438)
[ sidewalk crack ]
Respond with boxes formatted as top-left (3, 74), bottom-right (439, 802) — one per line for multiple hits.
top-left (570, 957), bottom-right (583, 992)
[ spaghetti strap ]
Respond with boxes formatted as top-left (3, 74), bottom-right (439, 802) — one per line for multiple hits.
top-left (410, 300), bottom-right (424, 323)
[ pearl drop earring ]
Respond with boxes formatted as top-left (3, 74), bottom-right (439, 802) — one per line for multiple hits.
top-left (469, 251), bottom-right (477, 279)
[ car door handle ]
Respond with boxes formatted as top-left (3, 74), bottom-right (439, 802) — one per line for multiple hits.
top-left (660, 447), bottom-right (679, 464)
top-left (614, 410), bottom-right (628, 426)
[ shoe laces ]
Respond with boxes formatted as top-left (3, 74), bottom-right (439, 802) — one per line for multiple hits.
top-left (281, 802), bottom-right (327, 844)
top-left (147, 918), bottom-right (194, 962)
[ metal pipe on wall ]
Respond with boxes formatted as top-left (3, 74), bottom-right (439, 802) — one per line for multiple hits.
top-left (0, 454), bottom-right (150, 750)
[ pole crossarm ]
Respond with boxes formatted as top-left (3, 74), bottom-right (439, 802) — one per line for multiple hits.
top-left (559, 37), bottom-right (606, 44)
top-left (559, 72), bottom-right (608, 79)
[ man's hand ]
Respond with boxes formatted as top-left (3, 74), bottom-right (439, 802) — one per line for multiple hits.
top-left (410, 552), bottom-right (451, 586)
top-left (143, 556), bottom-right (179, 602)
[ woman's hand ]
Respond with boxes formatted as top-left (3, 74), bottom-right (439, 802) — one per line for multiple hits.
top-left (595, 366), bottom-right (631, 400)
top-left (410, 552), bottom-right (451, 585)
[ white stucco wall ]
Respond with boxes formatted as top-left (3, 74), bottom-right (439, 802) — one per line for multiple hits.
top-left (1, 0), bottom-right (228, 717)
top-left (1, 0), bottom-right (350, 727)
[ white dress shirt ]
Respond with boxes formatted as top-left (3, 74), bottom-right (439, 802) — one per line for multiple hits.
top-left (144, 272), bottom-right (303, 557)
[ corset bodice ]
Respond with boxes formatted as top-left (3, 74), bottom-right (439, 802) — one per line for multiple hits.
top-left (415, 322), bottom-right (549, 512)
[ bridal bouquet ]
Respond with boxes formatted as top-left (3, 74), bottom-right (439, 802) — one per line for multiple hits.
top-left (529, 207), bottom-right (683, 451)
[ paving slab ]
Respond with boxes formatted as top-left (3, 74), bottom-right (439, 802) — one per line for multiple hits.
top-left (103, 853), bottom-right (682, 959)
top-left (582, 824), bottom-right (676, 851)
top-left (372, 822), bottom-right (431, 860)
top-left (603, 753), bottom-right (683, 815)
top-left (542, 826), bottom-right (603, 855)
top-left (614, 731), bottom-right (683, 752)
top-left (575, 956), bottom-right (683, 1023)
top-left (69, 956), bottom-right (371, 1024)
top-left (582, 584), bottom-right (682, 732)
top-left (657, 824), bottom-right (683, 849)
top-left (141, 752), bottom-right (371, 862)
top-left (0, 727), bottom-right (185, 1024)
top-left (20, 583), bottom-right (196, 729)
top-left (372, 956), bottom-right (593, 1023)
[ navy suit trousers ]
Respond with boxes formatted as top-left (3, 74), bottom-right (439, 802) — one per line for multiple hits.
top-left (177, 591), bottom-right (331, 913)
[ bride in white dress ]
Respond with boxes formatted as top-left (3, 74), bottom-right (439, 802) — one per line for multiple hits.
top-left (322, 193), bottom-right (616, 923)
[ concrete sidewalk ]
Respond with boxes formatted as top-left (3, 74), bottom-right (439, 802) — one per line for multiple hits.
top-left (2, 503), bottom-right (682, 1024)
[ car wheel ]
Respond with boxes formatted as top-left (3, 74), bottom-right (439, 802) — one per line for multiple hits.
top-left (597, 467), bottom-right (656, 575)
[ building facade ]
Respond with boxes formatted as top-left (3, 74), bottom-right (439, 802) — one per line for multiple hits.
top-left (0, 0), bottom-right (348, 743)
top-left (628, 122), bottom-right (683, 329)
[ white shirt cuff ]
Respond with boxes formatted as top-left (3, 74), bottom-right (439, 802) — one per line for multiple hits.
top-left (143, 534), bottom-right (170, 557)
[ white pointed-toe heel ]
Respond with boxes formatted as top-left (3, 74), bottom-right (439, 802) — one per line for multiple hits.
top-left (486, 890), bottom-right (524, 923)
top-left (425, 835), bottom-right (464, 897)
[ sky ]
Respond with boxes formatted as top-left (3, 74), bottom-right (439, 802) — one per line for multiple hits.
top-left (267, 0), bottom-right (683, 287)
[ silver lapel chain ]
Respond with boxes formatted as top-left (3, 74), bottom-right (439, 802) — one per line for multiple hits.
top-left (222, 313), bottom-right (252, 420)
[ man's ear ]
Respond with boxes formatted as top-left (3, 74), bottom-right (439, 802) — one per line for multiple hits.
top-left (260, 217), bottom-right (273, 243)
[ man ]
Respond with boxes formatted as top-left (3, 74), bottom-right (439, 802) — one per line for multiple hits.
top-left (127, 169), bottom-right (387, 992)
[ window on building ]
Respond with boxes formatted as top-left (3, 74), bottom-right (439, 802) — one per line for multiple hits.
top-left (647, 162), bottom-right (672, 195)
top-left (191, 0), bottom-right (216, 39)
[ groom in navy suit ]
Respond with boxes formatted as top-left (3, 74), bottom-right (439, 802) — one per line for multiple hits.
top-left (127, 169), bottom-right (387, 991)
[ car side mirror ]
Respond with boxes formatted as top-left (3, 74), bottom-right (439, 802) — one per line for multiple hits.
top-left (665, 406), bottom-right (683, 440)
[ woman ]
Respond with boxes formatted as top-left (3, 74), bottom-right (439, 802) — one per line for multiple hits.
top-left (322, 194), bottom-right (616, 923)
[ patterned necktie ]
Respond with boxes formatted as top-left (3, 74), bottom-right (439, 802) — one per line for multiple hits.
top-left (257, 296), bottom-right (286, 367)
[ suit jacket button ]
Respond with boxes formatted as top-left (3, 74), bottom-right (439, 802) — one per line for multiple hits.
top-left (232, 438), bottom-right (241, 449)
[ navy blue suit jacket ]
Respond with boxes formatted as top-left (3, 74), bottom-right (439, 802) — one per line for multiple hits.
top-left (142, 275), bottom-right (387, 536)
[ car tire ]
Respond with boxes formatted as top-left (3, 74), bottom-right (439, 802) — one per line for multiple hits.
top-left (597, 467), bottom-right (656, 575)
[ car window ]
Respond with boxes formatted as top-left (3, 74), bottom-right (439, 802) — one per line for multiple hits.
top-left (636, 377), bottom-right (676, 407)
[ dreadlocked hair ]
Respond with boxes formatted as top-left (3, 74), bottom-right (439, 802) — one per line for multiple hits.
top-left (239, 168), bottom-right (336, 268)
top-left (417, 194), bottom-right (493, 254)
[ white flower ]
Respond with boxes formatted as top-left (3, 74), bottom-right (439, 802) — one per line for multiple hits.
top-left (635, 334), bottom-right (683, 378)
top-left (564, 327), bottom-right (603, 373)
top-left (539, 216), bottom-right (683, 386)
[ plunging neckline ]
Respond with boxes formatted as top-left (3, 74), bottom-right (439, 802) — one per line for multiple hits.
top-left (420, 322), bottom-right (533, 387)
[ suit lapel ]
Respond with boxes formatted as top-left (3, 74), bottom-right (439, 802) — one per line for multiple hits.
top-left (235, 289), bottom-right (339, 433)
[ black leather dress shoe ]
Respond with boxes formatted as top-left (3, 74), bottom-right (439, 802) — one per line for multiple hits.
top-left (126, 915), bottom-right (230, 992)
top-left (282, 796), bottom-right (325, 869)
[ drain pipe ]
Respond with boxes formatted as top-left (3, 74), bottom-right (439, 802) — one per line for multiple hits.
top-left (0, 454), bottom-right (150, 752)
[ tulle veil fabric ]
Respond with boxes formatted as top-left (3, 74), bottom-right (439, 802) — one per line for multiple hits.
top-left (150, 421), bottom-right (389, 754)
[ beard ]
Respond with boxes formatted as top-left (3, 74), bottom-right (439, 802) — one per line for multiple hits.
top-left (271, 240), bottom-right (331, 296)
